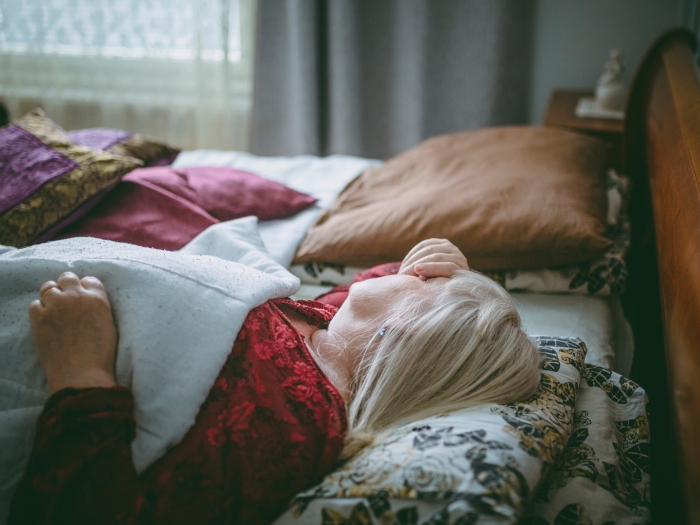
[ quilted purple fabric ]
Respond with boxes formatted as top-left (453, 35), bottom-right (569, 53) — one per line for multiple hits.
top-left (0, 125), bottom-right (77, 214)
top-left (68, 128), bottom-right (133, 151)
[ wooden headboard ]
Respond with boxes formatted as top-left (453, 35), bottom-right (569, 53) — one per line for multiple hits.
top-left (624, 28), bottom-right (700, 524)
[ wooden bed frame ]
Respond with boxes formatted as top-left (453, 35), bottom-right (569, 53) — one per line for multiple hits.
top-left (624, 28), bottom-right (700, 524)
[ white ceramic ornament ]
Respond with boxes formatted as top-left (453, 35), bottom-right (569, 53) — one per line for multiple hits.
top-left (595, 49), bottom-right (627, 110)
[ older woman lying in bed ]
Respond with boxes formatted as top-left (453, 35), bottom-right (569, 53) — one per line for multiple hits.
top-left (9, 239), bottom-right (540, 525)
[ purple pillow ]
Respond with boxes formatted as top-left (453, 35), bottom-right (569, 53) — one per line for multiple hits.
top-left (0, 110), bottom-right (142, 247)
top-left (68, 128), bottom-right (181, 167)
top-left (124, 166), bottom-right (318, 221)
top-left (0, 125), bottom-right (77, 214)
top-left (68, 128), bottom-right (133, 151)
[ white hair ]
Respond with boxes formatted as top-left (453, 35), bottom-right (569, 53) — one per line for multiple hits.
top-left (340, 270), bottom-right (540, 460)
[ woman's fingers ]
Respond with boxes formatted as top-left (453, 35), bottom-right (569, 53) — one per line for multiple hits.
top-left (29, 273), bottom-right (118, 394)
top-left (401, 239), bottom-right (446, 267)
top-left (81, 276), bottom-right (106, 291)
top-left (39, 281), bottom-right (58, 304)
top-left (56, 272), bottom-right (81, 290)
top-left (38, 275), bottom-right (105, 305)
top-left (400, 252), bottom-right (462, 275)
top-left (400, 242), bottom-right (450, 273)
top-left (40, 286), bottom-right (63, 306)
top-left (29, 299), bottom-right (43, 320)
top-left (414, 262), bottom-right (462, 279)
top-left (39, 280), bottom-right (57, 294)
top-left (399, 238), bottom-right (469, 277)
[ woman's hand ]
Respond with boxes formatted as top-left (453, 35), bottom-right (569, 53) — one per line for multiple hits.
top-left (398, 238), bottom-right (469, 280)
top-left (29, 272), bottom-right (118, 394)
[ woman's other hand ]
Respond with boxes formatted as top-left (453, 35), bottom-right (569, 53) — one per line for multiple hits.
top-left (29, 272), bottom-right (118, 394)
top-left (398, 238), bottom-right (469, 280)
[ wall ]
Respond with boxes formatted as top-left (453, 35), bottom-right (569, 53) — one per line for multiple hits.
top-left (529, 0), bottom-right (685, 124)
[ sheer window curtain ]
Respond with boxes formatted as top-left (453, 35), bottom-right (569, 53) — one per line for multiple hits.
top-left (0, 0), bottom-right (256, 150)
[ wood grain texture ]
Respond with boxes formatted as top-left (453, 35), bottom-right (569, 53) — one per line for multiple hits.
top-left (624, 28), bottom-right (700, 524)
top-left (649, 40), bottom-right (700, 524)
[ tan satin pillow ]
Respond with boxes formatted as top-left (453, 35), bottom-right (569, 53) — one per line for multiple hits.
top-left (294, 126), bottom-right (611, 270)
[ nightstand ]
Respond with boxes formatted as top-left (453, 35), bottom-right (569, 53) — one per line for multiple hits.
top-left (544, 89), bottom-right (624, 170)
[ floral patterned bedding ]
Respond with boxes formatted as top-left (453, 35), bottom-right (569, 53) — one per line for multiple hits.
top-left (522, 365), bottom-right (649, 525)
top-left (275, 337), bottom-right (649, 525)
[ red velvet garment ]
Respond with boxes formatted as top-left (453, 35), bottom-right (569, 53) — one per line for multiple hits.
top-left (8, 298), bottom-right (345, 525)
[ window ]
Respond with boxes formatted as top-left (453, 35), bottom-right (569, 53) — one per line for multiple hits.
top-left (0, 0), bottom-right (256, 150)
top-left (0, 0), bottom-right (245, 62)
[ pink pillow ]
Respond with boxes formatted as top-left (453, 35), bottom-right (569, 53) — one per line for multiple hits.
top-left (55, 179), bottom-right (218, 250)
top-left (124, 166), bottom-right (317, 221)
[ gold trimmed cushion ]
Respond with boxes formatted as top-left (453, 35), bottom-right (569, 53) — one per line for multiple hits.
top-left (0, 109), bottom-right (142, 247)
top-left (108, 135), bottom-right (180, 166)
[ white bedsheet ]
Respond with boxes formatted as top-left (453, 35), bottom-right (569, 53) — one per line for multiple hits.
top-left (0, 218), bottom-right (298, 524)
top-left (512, 292), bottom-right (633, 373)
top-left (292, 285), bottom-right (634, 375)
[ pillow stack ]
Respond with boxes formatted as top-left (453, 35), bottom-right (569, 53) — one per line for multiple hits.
top-left (276, 337), bottom-right (650, 525)
top-left (54, 166), bottom-right (318, 251)
top-left (292, 169), bottom-right (631, 297)
top-left (0, 109), bottom-right (317, 250)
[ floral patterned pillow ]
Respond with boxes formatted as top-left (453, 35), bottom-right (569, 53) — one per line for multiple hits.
top-left (0, 110), bottom-right (142, 247)
top-left (275, 336), bottom-right (587, 525)
top-left (522, 364), bottom-right (650, 524)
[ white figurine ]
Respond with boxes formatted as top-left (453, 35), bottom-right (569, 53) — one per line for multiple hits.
top-left (595, 49), bottom-right (627, 110)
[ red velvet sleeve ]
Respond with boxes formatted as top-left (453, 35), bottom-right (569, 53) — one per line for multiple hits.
top-left (7, 387), bottom-right (150, 525)
top-left (8, 300), bottom-right (347, 525)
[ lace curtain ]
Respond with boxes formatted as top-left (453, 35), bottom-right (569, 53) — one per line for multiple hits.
top-left (0, 0), bottom-right (255, 150)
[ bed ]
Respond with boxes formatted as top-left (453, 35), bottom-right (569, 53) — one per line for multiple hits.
top-left (622, 27), bottom-right (700, 524)
top-left (0, 27), bottom-right (696, 524)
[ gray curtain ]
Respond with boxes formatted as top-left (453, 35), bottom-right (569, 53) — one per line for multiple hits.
top-left (251, 0), bottom-right (534, 159)
top-left (681, 0), bottom-right (700, 56)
